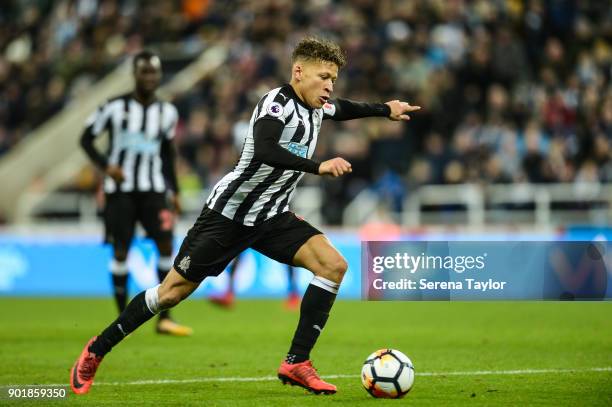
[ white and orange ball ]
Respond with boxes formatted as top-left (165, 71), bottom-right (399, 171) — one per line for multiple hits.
top-left (361, 348), bottom-right (414, 398)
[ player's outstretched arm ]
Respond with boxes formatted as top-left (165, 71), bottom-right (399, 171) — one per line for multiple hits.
top-left (323, 98), bottom-right (420, 121)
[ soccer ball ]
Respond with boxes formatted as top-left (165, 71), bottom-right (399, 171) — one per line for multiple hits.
top-left (361, 348), bottom-right (414, 398)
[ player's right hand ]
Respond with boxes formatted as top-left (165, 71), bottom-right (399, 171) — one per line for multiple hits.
top-left (318, 157), bottom-right (352, 177)
top-left (105, 165), bottom-right (125, 183)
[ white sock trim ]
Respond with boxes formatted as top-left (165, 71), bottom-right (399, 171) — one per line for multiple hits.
top-left (110, 260), bottom-right (128, 276)
top-left (145, 284), bottom-right (161, 314)
top-left (158, 256), bottom-right (173, 270)
top-left (310, 275), bottom-right (339, 294)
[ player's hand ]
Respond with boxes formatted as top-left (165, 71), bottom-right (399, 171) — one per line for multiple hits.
top-left (385, 100), bottom-right (421, 121)
top-left (170, 194), bottom-right (182, 215)
top-left (318, 157), bottom-right (352, 177)
top-left (105, 165), bottom-right (125, 183)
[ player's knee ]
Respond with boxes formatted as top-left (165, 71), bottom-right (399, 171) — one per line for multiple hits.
top-left (321, 256), bottom-right (348, 283)
top-left (114, 249), bottom-right (128, 262)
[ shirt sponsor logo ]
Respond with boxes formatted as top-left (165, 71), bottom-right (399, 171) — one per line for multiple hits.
top-left (286, 142), bottom-right (308, 158)
top-left (118, 131), bottom-right (158, 153)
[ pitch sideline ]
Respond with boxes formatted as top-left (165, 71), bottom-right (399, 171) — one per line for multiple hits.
top-left (3, 367), bottom-right (611, 388)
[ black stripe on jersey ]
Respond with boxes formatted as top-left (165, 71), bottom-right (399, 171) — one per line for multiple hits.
top-left (115, 149), bottom-right (127, 191)
top-left (212, 159), bottom-right (263, 213)
top-left (134, 103), bottom-right (147, 191)
top-left (254, 171), bottom-right (301, 225)
top-left (272, 91), bottom-right (291, 107)
top-left (141, 103), bottom-right (148, 132)
top-left (148, 155), bottom-right (155, 192)
top-left (157, 102), bottom-right (163, 139)
top-left (121, 97), bottom-right (129, 131)
top-left (232, 168), bottom-right (286, 223)
top-left (105, 117), bottom-right (114, 158)
top-left (291, 108), bottom-right (306, 142)
top-left (284, 109), bottom-right (295, 126)
top-left (117, 150), bottom-right (127, 168)
top-left (133, 153), bottom-right (142, 191)
top-left (305, 110), bottom-right (315, 147)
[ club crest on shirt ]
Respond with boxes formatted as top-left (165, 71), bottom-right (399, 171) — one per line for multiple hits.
top-left (267, 102), bottom-right (284, 117)
top-left (178, 256), bottom-right (191, 272)
top-left (322, 102), bottom-right (335, 116)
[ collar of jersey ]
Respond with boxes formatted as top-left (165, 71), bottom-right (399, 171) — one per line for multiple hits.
top-left (130, 92), bottom-right (159, 107)
top-left (284, 83), bottom-right (314, 111)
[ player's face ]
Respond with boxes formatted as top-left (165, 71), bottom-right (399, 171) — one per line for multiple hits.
top-left (134, 57), bottom-right (161, 95)
top-left (296, 60), bottom-right (338, 109)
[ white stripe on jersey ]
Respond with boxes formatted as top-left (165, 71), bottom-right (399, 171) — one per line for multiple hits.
top-left (138, 153), bottom-right (152, 191)
top-left (152, 155), bottom-right (165, 192)
top-left (206, 85), bottom-right (323, 226)
top-left (86, 95), bottom-right (178, 193)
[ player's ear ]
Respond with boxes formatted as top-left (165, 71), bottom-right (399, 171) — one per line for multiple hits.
top-left (293, 63), bottom-right (303, 81)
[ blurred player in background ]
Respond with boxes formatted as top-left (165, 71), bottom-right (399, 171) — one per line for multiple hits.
top-left (70, 38), bottom-right (419, 395)
top-left (209, 253), bottom-right (300, 310)
top-left (79, 50), bottom-right (192, 337)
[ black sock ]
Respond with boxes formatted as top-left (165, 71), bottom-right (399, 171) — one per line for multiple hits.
top-left (111, 274), bottom-right (128, 313)
top-left (157, 267), bottom-right (170, 320)
top-left (286, 280), bottom-right (337, 364)
top-left (89, 291), bottom-right (156, 357)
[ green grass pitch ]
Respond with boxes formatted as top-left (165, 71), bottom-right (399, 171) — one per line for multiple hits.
top-left (1, 298), bottom-right (610, 406)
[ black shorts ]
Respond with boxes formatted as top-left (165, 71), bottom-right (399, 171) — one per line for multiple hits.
top-left (104, 192), bottom-right (174, 250)
top-left (173, 207), bottom-right (322, 283)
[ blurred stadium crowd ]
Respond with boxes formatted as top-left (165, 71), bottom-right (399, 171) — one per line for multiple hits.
top-left (1, 0), bottom-right (611, 223)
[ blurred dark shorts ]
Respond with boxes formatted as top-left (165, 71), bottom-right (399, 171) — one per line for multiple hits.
top-left (173, 207), bottom-right (321, 283)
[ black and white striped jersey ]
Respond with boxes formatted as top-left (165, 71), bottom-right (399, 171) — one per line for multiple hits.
top-left (206, 84), bottom-right (333, 226)
top-left (83, 94), bottom-right (179, 194)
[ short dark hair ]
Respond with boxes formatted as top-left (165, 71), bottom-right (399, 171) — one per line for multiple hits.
top-left (132, 50), bottom-right (159, 70)
top-left (291, 37), bottom-right (346, 68)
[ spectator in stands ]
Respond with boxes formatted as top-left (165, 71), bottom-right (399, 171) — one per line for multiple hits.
top-left (1, 0), bottom-right (611, 224)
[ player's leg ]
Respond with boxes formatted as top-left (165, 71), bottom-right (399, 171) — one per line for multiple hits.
top-left (105, 193), bottom-right (136, 313)
top-left (153, 236), bottom-right (193, 335)
top-left (155, 236), bottom-right (174, 317)
top-left (286, 234), bottom-right (347, 363)
top-left (70, 268), bottom-right (199, 394)
top-left (278, 234), bottom-right (346, 394)
top-left (92, 267), bottom-right (198, 356)
top-left (252, 213), bottom-right (344, 393)
top-left (70, 206), bottom-right (256, 394)
top-left (140, 192), bottom-right (192, 335)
